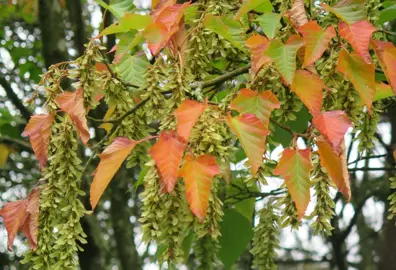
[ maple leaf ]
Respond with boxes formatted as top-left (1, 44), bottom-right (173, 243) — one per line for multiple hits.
top-left (322, 0), bottom-right (366, 24)
top-left (151, 0), bottom-right (176, 17)
top-left (20, 188), bottom-right (40, 250)
top-left (265, 38), bottom-right (304, 85)
top-left (56, 88), bottom-right (90, 145)
top-left (338, 21), bottom-right (376, 64)
top-left (317, 140), bottom-right (351, 200)
top-left (245, 34), bottom-right (271, 74)
top-left (90, 137), bottom-right (137, 210)
top-left (312, 111), bottom-right (352, 154)
top-left (0, 199), bottom-right (29, 251)
top-left (226, 113), bottom-right (269, 176)
top-left (336, 50), bottom-right (375, 112)
top-left (286, 0), bottom-right (308, 28)
top-left (174, 99), bottom-right (208, 141)
top-left (234, 0), bottom-right (273, 20)
top-left (256, 13), bottom-right (281, 39)
top-left (371, 40), bottom-right (396, 95)
top-left (149, 131), bottom-right (187, 193)
top-left (179, 154), bottom-right (220, 220)
top-left (274, 148), bottom-right (312, 220)
top-left (230, 88), bottom-right (280, 129)
top-left (22, 113), bottom-right (55, 169)
top-left (298, 21), bottom-right (336, 67)
top-left (290, 70), bottom-right (324, 116)
top-left (374, 83), bottom-right (394, 101)
top-left (143, 1), bottom-right (189, 55)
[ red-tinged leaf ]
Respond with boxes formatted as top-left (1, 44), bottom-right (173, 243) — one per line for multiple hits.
top-left (230, 88), bottom-right (280, 128)
top-left (174, 99), bottom-right (208, 141)
top-left (56, 88), bottom-right (90, 144)
top-left (245, 34), bottom-right (271, 74)
top-left (336, 50), bottom-right (375, 112)
top-left (312, 111), bottom-right (352, 154)
top-left (321, 0), bottom-right (366, 24)
top-left (20, 188), bottom-right (40, 250)
top-left (226, 113), bottom-right (269, 175)
top-left (265, 39), bottom-right (304, 85)
top-left (317, 140), bottom-right (351, 200)
top-left (152, 0), bottom-right (176, 16)
top-left (142, 22), bottom-right (178, 55)
top-left (338, 21), bottom-right (376, 64)
top-left (274, 148), bottom-right (312, 220)
top-left (290, 70), bottom-right (324, 115)
top-left (298, 21), bottom-right (336, 67)
top-left (153, 2), bottom-right (190, 31)
top-left (286, 0), bottom-right (308, 28)
top-left (149, 131), bottom-right (187, 192)
top-left (371, 40), bottom-right (396, 94)
top-left (22, 113), bottom-right (55, 169)
top-left (0, 199), bottom-right (29, 251)
top-left (179, 154), bottom-right (220, 220)
top-left (90, 137), bottom-right (137, 210)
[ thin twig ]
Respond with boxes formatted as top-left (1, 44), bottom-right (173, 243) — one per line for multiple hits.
top-left (192, 64), bottom-right (251, 89)
top-left (270, 119), bottom-right (310, 138)
top-left (347, 154), bottom-right (388, 165)
top-left (347, 167), bottom-right (396, 172)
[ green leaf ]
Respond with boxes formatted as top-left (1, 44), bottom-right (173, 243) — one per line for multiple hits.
top-left (218, 209), bottom-right (254, 269)
top-left (95, 0), bottom-right (134, 19)
top-left (203, 14), bottom-right (246, 51)
top-left (134, 165), bottom-right (150, 190)
top-left (234, 0), bottom-right (273, 20)
top-left (181, 231), bottom-right (196, 263)
top-left (379, 4), bottom-right (396, 23)
top-left (235, 198), bottom-right (256, 221)
top-left (274, 148), bottom-right (313, 219)
top-left (322, 0), bottom-right (366, 24)
top-left (116, 55), bottom-right (150, 87)
top-left (265, 39), bottom-right (304, 84)
top-left (374, 83), bottom-right (395, 101)
top-left (256, 13), bottom-right (281, 39)
top-left (119, 13), bottom-right (152, 30)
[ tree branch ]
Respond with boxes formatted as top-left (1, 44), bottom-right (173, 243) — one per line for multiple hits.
top-left (347, 167), bottom-right (396, 172)
top-left (270, 119), bottom-right (310, 138)
top-left (193, 64), bottom-right (251, 89)
top-left (347, 154), bottom-right (388, 165)
top-left (0, 77), bottom-right (32, 121)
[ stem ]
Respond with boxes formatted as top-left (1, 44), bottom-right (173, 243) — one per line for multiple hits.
top-left (347, 154), bottom-right (388, 165)
top-left (193, 64), bottom-right (251, 89)
top-left (270, 119), bottom-right (310, 138)
top-left (348, 167), bottom-right (396, 172)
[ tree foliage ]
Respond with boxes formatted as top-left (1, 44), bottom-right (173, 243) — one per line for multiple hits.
top-left (0, 0), bottom-right (396, 269)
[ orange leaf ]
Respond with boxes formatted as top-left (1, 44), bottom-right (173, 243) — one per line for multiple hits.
top-left (22, 113), bottom-right (55, 169)
top-left (372, 40), bottom-right (396, 95)
top-left (298, 21), bottom-right (336, 67)
top-left (226, 113), bottom-right (269, 175)
top-left (90, 137), bottom-right (137, 210)
top-left (336, 50), bottom-right (375, 112)
top-left (317, 140), bottom-right (351, 200)
top-left (149, 131), bottom-right (187, 192)
top-left (338, 21), bottom-right (376, 64)
top-left (245, 34), bottom-right (271, 74)
top-left (56, 88), bottom-right (90, 145)
top-left (230, 88), bottom-right (280, 129)
top-left (174, 99), bottom-right (208, 141)
top-left (0, 199), bottom-right (29, 251)
top-left (290, 70), bottom-right (324, 116)
top-left (153, 2), bottom-right (190, 31)
top-left (20, 188), bottom-right (40, 250)
top-left (312, 111), bottom-right (352, 154)
top-left (274, 148), bottom-right (312, 220)
top-left (151, 0), bottom-right (176, 16)
top-left (179, 154), bottom-right (220, 220)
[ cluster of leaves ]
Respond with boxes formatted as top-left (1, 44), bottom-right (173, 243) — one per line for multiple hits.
top-left (1, 0), bottom-right (396, 269)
